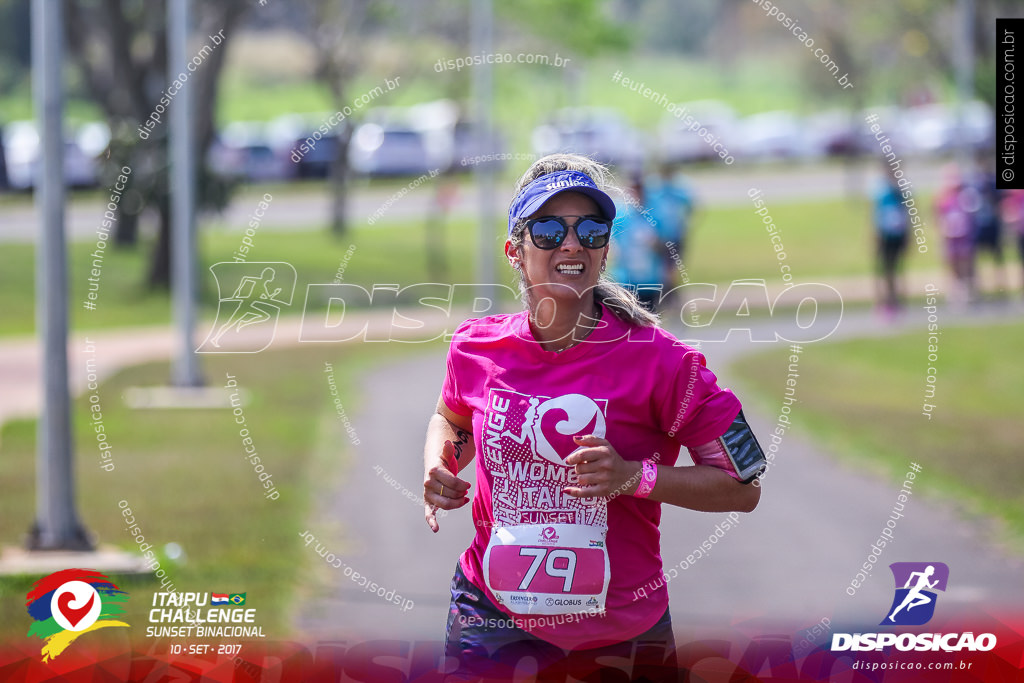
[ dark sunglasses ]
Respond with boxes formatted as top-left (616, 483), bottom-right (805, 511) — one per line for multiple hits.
top-left (525, 215), bottom-right (612, 250)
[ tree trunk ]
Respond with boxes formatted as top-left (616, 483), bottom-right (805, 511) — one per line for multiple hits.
top-left (330, 121), bottom-right (353, 236)
top-left (148, 197), bottom-right (171, 288)
top-left (113, 149), bottom-right (141, 246)
top-left (115, 210), bottom-right (140, 246)
top-left (149, 1), bottom-right (247, 289)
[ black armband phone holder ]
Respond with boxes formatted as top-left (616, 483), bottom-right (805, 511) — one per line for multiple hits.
top-left (720, 410), bottom-right (767, 484)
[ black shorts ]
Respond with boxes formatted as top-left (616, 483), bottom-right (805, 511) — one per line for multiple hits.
top-left (878, 233), bottom-right (907, 270)
top-left (975, 221), bottom-right (1003, 253)
top-left (444, 561), bottom-right (676, 680)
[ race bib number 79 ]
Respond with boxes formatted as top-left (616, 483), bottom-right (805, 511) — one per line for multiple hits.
top-left (483, 524), bottom-right (609, 615)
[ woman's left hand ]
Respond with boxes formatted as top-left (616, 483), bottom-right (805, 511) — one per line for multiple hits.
top-left (562, 434), bottom-right (641, 499)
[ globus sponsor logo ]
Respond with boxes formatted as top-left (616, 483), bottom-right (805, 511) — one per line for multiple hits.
top-left (831, 631), bottom-right (996, 652)
top-left (546, 597), bottom-right (582, 606)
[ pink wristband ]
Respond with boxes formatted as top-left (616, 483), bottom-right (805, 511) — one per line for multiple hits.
top-left (633, 459), bottom-right (658, 498)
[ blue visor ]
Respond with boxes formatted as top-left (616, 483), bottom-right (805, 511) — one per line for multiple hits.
top-left (507, 170), bottom-right (617, 235)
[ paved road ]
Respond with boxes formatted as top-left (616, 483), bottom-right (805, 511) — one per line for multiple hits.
top-left (0, 159), bottom-right (947, 243)
top-left (291, 303), bottom-right (1024, 646)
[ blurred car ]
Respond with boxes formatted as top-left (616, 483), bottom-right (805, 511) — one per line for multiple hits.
top-left (902, 101), bottom-right (993, 155)
top-left (402, 101), bottom-right (507, 172)
top-left (1, 120), bottom-right (100, 190)
top-left (291, 132), bottom-right (341, 179)
top-left (960, 100), bottom-right (996, 151)
top-left (902, 103), bottom-right (956, 155)
top-left (76, 121), bottom-right (111, 160)
top-left (856, 105), bottom-right (910, 156)
top-left (449, 121), bottom-right (507, 172)
top-left (736, 111), bottom-right (810, 161)
top-left (804, 110), bottom-right (861, 158)
top-left (265, 113), bottom-right (346, 180)
top-left (209, 121), bottom-right (291, 182)
top-left (657, 100), bottom-right (738, 163)
top-left (531, 107), bottom-right (645, 170)
top-left (348, 123), bottom-right (433, 176)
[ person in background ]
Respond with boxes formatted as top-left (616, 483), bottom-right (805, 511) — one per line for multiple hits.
top-left (646, 163), bottom-right (696, 293)
top-left (964, 154), bottom-right (1006, 297)
top-left (609, 173), bottom-right (664, 311)
top-left (871, 159), bottom-right (911, 316)
top-left (999, 188), bottom-right (1024, 297)
top-left (934, 164), bottom-right (976, 306)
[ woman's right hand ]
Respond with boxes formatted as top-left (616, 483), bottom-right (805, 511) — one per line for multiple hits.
top-left (424, 439), bottom-right (472, 533)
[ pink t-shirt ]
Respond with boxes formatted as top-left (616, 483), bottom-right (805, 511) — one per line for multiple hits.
top-left (441, 302), bottom-right (741, 650)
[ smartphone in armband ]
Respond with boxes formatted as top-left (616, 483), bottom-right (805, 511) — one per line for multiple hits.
top-left (719, 410), bottom-right (767, 484)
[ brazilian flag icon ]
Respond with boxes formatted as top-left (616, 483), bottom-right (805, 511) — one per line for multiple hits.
top-left (229, 593), bottom-right (246, 605)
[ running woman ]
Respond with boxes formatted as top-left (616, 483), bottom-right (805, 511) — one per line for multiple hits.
top-left (423, 154), bottom-right (766, 679)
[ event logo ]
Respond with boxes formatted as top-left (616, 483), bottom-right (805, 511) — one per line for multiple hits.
top-left (882, 562), bottom-right (949, 626)
top-left (25, 569), bottom-right (129, 662)
top-left (198, 262), bottom-right (297, 353)
top-left (539, 526), bottom-right (559, 544)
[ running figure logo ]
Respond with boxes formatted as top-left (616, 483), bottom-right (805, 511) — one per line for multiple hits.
top-left (198, 262), bottom-right (296, 353)
top-left (881, 562), bottom-right (949, 626)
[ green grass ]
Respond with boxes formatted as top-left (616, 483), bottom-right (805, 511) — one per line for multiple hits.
top-left (212, 53), bottom-right (811, 124)
top-left (0, 339), bottom-right (420, 642)
top-left (581, 54), bottom-right (810, 121)
top-left (685, 194), bottom-right (941, 285)
top-left (0, 192), bottom-right (944, 337)
top-left (730, 320), bottom-right (1024, 544)
top-left (0, 211), bottom-right (514, 337)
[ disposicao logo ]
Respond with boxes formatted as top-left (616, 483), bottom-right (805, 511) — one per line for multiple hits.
top-left (831, 562), bottom-right (997, 653)
top-left (25, 568), bottom-right (129, 662)
top-left (882, 561), bottom-right (948, 626)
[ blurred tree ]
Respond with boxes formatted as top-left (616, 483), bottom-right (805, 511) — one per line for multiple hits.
top-left (0, 0), bottom-right (31, 94)
top-left (63, 0), bottom-right (248, 288)
top-left (301, 0), bottom-right (627, 237)
top-left (632, 0), bottom-right (718, 55)
top-left (904, 0), bottom-right (1011, 107)
top-left (789, 0), bottom-right (1009, 107)
top-left (499, 0), bottom-right (630, 57)
top-left (300, 0), bottom-right (388, 236)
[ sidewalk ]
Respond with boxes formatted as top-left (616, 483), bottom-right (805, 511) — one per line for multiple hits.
top-left (0, 305), bottom-right (470, 437)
